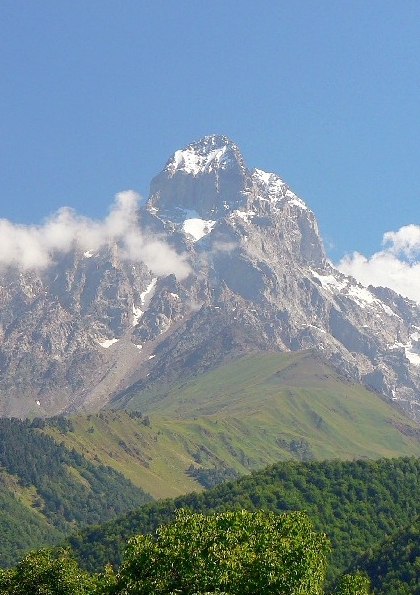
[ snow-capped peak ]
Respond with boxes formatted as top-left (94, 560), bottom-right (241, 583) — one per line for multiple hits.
top-left (147, 135), bottom-right (249, 219)
top-left (164, 134), bottom-right (245, 178)
top-left (252, 168), bottom-right (308, 210)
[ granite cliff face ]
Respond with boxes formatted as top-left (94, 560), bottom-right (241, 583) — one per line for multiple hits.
top-left (1, 135), bottom-right (420, 419)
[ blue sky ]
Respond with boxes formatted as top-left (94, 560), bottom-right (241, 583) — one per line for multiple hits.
top-left (1, 1), bottom-right (420, 297)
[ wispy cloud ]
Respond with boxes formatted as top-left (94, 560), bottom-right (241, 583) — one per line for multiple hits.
top-left (337, 224), bottom-right (420, 303)
top-left (0, 191), bottom-right (191, 279)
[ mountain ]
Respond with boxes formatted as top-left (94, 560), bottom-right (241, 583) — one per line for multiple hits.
top-left (1, 134), bottom-right (420, 418)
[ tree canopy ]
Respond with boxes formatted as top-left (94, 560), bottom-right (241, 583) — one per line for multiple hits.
top-left (111, 509), bottom-right (330, 595)
top-left (0, 509), bottom-right (370, 594)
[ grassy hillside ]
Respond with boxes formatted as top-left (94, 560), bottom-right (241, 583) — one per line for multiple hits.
top-left (41, 410), bottom-right (209, 499)
top-left (113, 350), bottom-right (420, 462)
top-left (67, 456), bottom-right (420, 588)
top-left (46, 350), bottom-right (420, 499)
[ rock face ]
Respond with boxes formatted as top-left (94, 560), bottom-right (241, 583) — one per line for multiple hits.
top-left (1, 134), bottom-right (420, 419)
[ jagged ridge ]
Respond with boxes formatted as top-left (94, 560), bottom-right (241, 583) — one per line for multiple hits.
top-left (0, 134), bottom-right (420, 419)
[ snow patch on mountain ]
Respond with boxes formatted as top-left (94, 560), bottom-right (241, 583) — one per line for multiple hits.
top-left (406, 331), bottom-right (420, 365)
top-left (99, 338), bottom-right (119, 349)
top-left (253, 169), bottom-right (272, 185)
top-left (406, 346), bottom-right (420, 365)
top-left (140, 278), bottom-right (157, 304)
top-left (312, 270), bottom-right (401, 317)
top-left (183, 217), bottom-right (216, 241)
top-left (132, 304), bottom-right (143, 326)
top-left (347, 285), bottom-right (376, 308)
top-left (252, 169), bottom-right (308, 210)
top-left (165, 135), bottom-right (239, 178)
top-left (253, 169), bottom-right (287, 202)
top-left (286, 194), bottom-right (309, 210)
top-left (168, 146), bottom-right (231, 177)
top-left (132, 278), bottom-right (157, 326)
top-left (234, 210), bottom-right (256, 224)
top-left (311, 271), bottom-right (346, 292)
top-left (389, 332), bottom-right (420, 366)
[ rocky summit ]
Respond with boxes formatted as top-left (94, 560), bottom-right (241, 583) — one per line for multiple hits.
top-left (1, 134), bottom-right (420, 419)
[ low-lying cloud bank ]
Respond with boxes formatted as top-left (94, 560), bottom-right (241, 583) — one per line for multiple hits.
top-left (0, 191), bottom-right (191, 279)
top-left (337, 224), bottom-right (420, 304)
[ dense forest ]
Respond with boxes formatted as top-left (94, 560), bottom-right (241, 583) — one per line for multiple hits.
top-left (67, 456), bottom-right (420, 589)
top-left (352, 516), bottom-right (420, 595)
top-left (0, 417), bottom-right (152, 566)
top-left (0, 509), bottom-right (370, 594)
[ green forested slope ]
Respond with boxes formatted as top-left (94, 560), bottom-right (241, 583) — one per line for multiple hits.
top-left (352, 516), bottom-right (420, 595)
top-left (0, 417), bottom-right (152, 567)
top-left (0, 482), bottom-right (63, 568)
top-left (67, 456), bottom-right (420, 587)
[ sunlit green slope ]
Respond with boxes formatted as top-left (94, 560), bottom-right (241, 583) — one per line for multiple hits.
top-left (51, 350), bottom-right (420, 499)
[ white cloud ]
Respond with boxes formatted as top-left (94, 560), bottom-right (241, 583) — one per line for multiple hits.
top-left (382, 224), bottom-right (420, 259)
top-left (0, 191), bottom-right (191, 279)
top-left (337, 224), bottom-right (420, 303)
